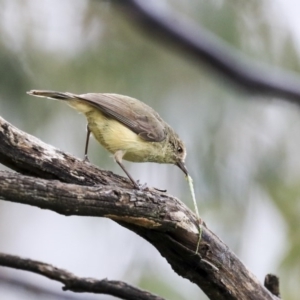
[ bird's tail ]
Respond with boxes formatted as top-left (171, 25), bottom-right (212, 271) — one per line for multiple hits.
top-left (27, 90), bottom-right (77, 101)
top-left (27, 90), bottom-right (95, 114)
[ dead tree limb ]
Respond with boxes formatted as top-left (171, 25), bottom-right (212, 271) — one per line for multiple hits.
top-left (0, 116), bottom-right (279, 300)
top-left (0, 253), bottom-right (164, 300)
top-left (0, 273), bottom-right (85, 300)
top-left (0, 274), bottom-right (82, 300)
top-left (116, 0), bottom-right (300, 105)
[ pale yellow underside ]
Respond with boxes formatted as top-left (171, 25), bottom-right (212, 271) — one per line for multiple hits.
top-left (68, 100), bottom-right (166, 163)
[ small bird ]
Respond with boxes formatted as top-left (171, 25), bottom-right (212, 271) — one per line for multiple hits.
top-left (27, 90), bottom-right (203, 254)
top-left (27, 90), bottom-right (189, 189)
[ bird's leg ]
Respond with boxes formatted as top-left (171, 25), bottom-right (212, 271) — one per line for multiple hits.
top-left (114, 150), bottom-right (140, 189)
top-left (83, 125), bottom-right (91, 162)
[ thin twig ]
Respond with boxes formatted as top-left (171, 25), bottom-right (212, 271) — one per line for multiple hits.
top-left (0, 253), bottom-right (165, 300)
top-left (0, 273), bottom-right (87, 300)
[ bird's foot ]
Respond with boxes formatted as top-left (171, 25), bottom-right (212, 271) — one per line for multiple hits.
top-left (134, 181), bottom-right (166, 192)
top-left (134, 180), bottom-right (149, 191)
top-left (83, 155), bottom-right (90, 163)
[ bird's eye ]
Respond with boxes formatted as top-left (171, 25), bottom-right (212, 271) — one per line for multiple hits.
top-left (177, 146), bottom-right (183, 153)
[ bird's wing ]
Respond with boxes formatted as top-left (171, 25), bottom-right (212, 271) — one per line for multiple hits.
top-left (77, 93), bottom-right (167, 142)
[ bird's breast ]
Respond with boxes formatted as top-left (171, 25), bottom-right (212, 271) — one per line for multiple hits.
top-left (85, 110), bottom-right (167, 163)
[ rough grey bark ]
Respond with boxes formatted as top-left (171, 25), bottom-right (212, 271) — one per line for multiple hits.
top-left (0, 116), bottom-right (279, 300)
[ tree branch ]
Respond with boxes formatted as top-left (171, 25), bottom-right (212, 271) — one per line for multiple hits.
top-left (0, 170), bottom-right (194, 233)
top-left (0, 253), bottom-right (164, 300)
top-left (0, 117), bottom-right (130, 187)
top-left (0, 116), bottom-right (279, 299)
top-left (116, 0), bottom-right (300, 105)
top-left (0, 273), bottom-right (98, 300)
top-left (0, 273), bottom-right (86, 300)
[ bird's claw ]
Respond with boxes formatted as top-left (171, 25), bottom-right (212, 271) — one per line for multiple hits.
top-left (83, 155), bottom-right (90, 163)
top-left (135, 180), bottom-right (149, 191)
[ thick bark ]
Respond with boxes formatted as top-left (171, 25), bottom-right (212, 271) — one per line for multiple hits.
top-left (0, 116), bottom-right (279, 299)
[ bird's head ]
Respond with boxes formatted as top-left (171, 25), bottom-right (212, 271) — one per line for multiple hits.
top-left (166, 133), bottom-right (188, 176)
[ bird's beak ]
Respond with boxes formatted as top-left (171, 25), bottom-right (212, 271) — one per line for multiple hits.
top-left (176, 160), bottom-right (189, 176)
